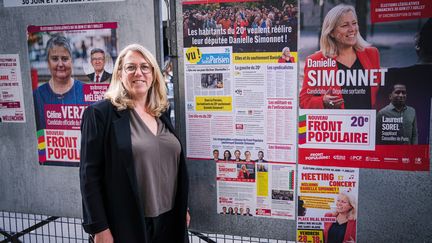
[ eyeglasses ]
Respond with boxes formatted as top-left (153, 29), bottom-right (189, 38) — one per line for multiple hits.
top-left (123, 64), bottom-right (153, 74)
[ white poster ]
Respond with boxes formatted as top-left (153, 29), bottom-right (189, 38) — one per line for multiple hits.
top-left (0, 54), bottom-right (26, 123)
top-left (217, 161), bottom-right (296, 220)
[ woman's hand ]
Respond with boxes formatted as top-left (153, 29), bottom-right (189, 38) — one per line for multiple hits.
top-left (323, 88), bottom-right (344, 109)
top-left (94, 228), bottom-right (114, 243)
top-left (186, 210), bottom-right (191, 228)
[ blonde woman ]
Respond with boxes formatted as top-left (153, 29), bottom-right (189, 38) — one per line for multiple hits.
top-left (324, 192), bottom-right (357, 243)
top-left (278, 47), bottom-right (295, 63)
top-left (80, 44), bottom-right (189, 243)
top-left (299, 4), bottom-right (381, 109)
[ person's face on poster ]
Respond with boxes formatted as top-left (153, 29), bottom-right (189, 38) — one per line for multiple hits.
top-left (258, 151), bottom-right (264, 160)
top-left (216, 80), bottom-right (223, 88)
top-left (245, 151), bottom-right (251, 160)
top-left (91, 52), bottom-right (106, 73)
top-left (121, 51), bottom-right (154, 98)
top-left (224, 150), bottom-right (230, 160)
top-left (213, 150), bottom-right (219, 159)
top-left (228, 207), bottom-right (233, 214)
top-left (336, 194), bottom-right (352, 214)
top-left (390, 85), bottom-right (407, 107)
top-left (331, 11), bottom-right (358, 49)
top-left (235, 150), bottom-right (241, 159)
top-left (48, 46), bottom-right (72, 82)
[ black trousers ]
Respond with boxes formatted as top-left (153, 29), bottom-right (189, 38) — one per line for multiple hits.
top-left (144, 209), bottom-right (176, 243)
top-left (89, 210), bottom-right (179, 243)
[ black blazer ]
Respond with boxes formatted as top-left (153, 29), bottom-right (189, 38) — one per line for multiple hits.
top-left (79, 99), bottom-right (189, 242)
top-left (87, 71), bottom-right (112, 83)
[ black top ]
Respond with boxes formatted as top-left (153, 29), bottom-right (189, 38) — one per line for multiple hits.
top-left (80, 99), bottom-right (189, 242)
top-left (337, 58), bottom-right (371, 109)
top-left (328, 222), bottom-right (347, 243)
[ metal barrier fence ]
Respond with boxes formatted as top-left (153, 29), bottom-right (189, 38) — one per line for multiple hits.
top-left (0, 211), bottom-right (290, 243)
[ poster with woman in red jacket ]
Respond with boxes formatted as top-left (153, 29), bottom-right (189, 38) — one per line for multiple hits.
top-left (298, 2), bottom-right (430, 171)
top-left (299, 4), bottom-right (383, 110)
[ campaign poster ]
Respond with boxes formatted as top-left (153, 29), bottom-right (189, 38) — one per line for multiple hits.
top-left (182, 0), bottom-right (298, 218)
top-left (182, 0), bottom-right (298, 162)
top-left (297, 165), bottom-right (359, 243)
top-left (28, 22), bottom-right (117, 166)
top-left (217, 161), bottom-right (296, 219)
top-left (298, 0), bottom-right (431, 171)
top-left (0, 54), bottom-right (26, 123)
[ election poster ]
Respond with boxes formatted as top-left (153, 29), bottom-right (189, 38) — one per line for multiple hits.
top-left (28, 22), bottom-right (117, 166)
top-left (298, 0), bottom-right (431, 171)
top-left (297, 165), bottom-right (359, 243)
top-left (182, 0), bottom-right (298, 162)
top-left (182, 0), bottom-right (299, 218)
top-left (0, 54), bottom-right (26, 123)
top-left (217, 161), bottom-right (296, 219)
top-left (4, 0), bottom-right (124, 8)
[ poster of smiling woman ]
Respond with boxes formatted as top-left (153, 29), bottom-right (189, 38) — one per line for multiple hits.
top-left (298, 0), bottom-right (431, 171)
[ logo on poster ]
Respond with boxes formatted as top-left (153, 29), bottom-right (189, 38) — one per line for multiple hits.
top-left (350, 155), bottom-right (362, 161)
top-left (333, 155), bottom-right (346, 160)
top-left (365, 156), bottom-right (380, 162)
top-left (305, 153), bottom-right (330, 160)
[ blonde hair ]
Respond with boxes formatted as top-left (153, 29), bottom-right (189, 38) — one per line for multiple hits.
top-left (282, 47), bottom-right (291, 56)
top-left (104, 44), bottom-right (168, 117)
top-left (320, 4), bottom-right (369, 58)
top-left (337, 192), bottom-right (357, 220)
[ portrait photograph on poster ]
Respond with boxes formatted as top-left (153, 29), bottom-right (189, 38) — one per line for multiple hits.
top-left (298, 0), bottom-right (431, 171)
top-left (27, 22), bottom-right (118, 166)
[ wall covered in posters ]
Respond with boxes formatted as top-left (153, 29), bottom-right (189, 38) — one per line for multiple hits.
top-left (296, 0), bottom-right (431, 242)
top-left (0, 0), bottom-right (430, 240)
top-left (181, 0), bottom-right (431, 240)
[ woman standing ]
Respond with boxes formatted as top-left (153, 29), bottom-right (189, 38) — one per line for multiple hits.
top-left (299, 4), bottom-right (381, 109)
top-left (80, 44), bottom-right (189, 242)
